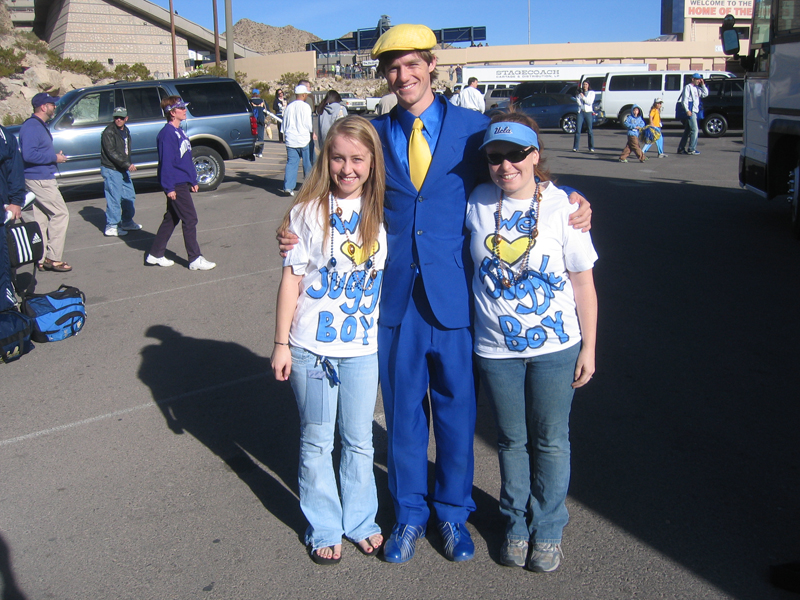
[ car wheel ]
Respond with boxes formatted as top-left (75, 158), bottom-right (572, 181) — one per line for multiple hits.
top-left (703, 113), bottom-right (728, 138)
top-left (791, 163), bottom-right (800, 240)
top-left (617, 107), bottom-right (632, 129)
top-left (192, 146), bottom-right (225, 192)
top-left (561, 113), bottom-right (577, 134)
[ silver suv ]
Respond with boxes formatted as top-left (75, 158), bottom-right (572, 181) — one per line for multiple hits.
top-left (9, 77), bottom-right (256, 192)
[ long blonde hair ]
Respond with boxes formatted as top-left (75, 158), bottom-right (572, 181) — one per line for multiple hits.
top-left (280, 116), bottom-right (385, 251)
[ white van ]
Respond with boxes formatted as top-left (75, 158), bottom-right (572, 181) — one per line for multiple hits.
top-left (595, 70), bottom-right (736, 125)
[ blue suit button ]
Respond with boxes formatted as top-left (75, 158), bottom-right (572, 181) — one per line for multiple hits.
top-left (416, 230), bottom-right (423, 235)
top-left (410, 263), bottom-right (416, 269)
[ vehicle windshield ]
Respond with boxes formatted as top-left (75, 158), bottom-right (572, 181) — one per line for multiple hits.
top-left (54, 90), bottom-right (81, 118)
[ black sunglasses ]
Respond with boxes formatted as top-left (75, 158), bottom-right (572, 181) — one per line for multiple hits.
top-left (114, 116), bottom-right (126, 120)
top-left (485, 146), bottom-right (536, 166)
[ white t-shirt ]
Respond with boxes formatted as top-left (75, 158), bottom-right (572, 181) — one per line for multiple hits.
top-left (284, 196), bottom-right (387, 357)
top-left (465, 181), bottom-right (598, 359)
top-left (281, 99), bottom-right (313, 148)
top-left (459, 85), bottom-right (485, 113)
top-left (577, 89), bottom-right (596, 113)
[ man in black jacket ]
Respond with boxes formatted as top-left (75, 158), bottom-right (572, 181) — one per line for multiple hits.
top-left (1, 124), bottom-right (26, 309)
top-left (100, 107), bottom-right (141, 237)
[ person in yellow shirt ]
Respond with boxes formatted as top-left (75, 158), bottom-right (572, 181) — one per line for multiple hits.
top-left (642, 98), bottom-right (667, 158)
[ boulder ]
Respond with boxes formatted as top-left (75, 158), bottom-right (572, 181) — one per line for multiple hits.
top-left (21, 64), bottom-right (59, 92)
top-left (59, 71), bottom-right (92, 92)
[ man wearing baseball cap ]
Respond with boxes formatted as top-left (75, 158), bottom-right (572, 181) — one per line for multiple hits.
top-left (677, 73), bottom-right (708, 155)
top-left (100, 107), bottom-right (141, 237)
top-left (19, 92), bottom-right (72, 272)
top-left (367, 24), bottom-right (592, 564)
top-left (280, 84), bottom-right (316, 196)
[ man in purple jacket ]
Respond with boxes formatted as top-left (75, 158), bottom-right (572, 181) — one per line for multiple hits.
top-left (19, 92), bottom-right (72, 272)
top-left (145, 96), bottom-right (215, 271)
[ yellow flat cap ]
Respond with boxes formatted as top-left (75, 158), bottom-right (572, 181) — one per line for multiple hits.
top-left (371, 24), bottom-right (437, 58)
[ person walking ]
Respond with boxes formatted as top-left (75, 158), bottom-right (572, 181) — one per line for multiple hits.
top-left (250, 89), bottom-right (267, 158)
top-left (19, 93), bottom-right (71, 272)
top-left (100, 107), bottom-right (142, 237)
top-left (273, 89), bottom-right (287, 143)
top-left (677, 73), bottom-right (708, 155)
top-left (459, 77), bottom-right (485, 113)
top-left (315, 90), bottom-right (348, 144)
top-left (642, 98), bottom-right (667, 158)
top-left (281, 84), bottom-right (316, 196)
top-left (145, 96), bottom-right (215, 271)
top-left (572, 80), bottom-right (595, 152)
top-left (619, 105), bottom-right (646, 163)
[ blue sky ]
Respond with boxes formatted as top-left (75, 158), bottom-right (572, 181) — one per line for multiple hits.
top-left (158, 0), bottom-right (664, 47)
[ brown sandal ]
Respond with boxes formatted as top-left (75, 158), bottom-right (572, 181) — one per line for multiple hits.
top-left (39, 258), bottom-right (73, 272)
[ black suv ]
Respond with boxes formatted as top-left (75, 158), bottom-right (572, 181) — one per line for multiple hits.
top-left (510, 80), bottom-right (579, 104)
top-left (9, 77), bottom-right (256, 191)
top-left (700, 77), bottom-right (744, 138)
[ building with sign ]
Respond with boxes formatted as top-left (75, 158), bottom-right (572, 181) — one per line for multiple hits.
top-left (662, 0), bottom-right (754, 42)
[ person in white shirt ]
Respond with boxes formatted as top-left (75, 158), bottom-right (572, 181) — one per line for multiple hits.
top-left (281, 84), bottom-right (317, 196)
top-left (677, 73), bottom-right (708, 155)
top-left (458, 77), bottom-right (485, 113)
top-left (572, 80), bottom-right (596, 152)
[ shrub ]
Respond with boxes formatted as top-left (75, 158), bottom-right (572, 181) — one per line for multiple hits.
top-left (278, 72), bottom-right (310, 87)
top-left (2, 114), bottom-right (26, 126)
top-left (14, 32), bottom-right (50, 56)
top-left (46, 55), bottom-right (110, 82)
top-left (248, 80), bottom-right (270, 94)
top-left (113, 63), bottom-right (152, 81)
top-left (0, 47), bottom-right (26, 78)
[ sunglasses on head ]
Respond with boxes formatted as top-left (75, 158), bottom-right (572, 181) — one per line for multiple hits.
top-left (485, 146), bottom-right (536, 166)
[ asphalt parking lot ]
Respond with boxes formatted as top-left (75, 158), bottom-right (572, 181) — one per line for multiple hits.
top-left (2, 125), bottom-right (799, 600)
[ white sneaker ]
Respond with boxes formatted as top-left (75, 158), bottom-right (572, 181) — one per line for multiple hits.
top-left (105, 226), bottom-right (128, 237)
top-left (145, 254), bottom-right (174, 267)
top-left (120, 221), bottom-right (143, 231)
top-left (189, 256), bottom-right (216, 271)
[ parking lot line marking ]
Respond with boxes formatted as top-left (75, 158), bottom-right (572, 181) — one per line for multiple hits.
top-left (86, 267), bottom-right (280, 308)
top-left (0, 373), bottom-right (270, 448)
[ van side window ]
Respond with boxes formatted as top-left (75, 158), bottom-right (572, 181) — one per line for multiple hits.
top-left (665, 75), bottom-right (682, 91)
top-left (123, 87), bottom-right (165, 122)
top-left (608, 75), bottom-right (662, 91)
top-left (56, 90), bottom-right (115, 129)
top-left (174, 81), bottom-right (249, 117)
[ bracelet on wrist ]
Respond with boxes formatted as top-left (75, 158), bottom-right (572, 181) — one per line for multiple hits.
top-left (274, 341), bottom-right (289, 346)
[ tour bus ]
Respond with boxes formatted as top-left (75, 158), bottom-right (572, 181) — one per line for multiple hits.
top-left (596, 70), bottom-right (736, 126)
top-left (721, 5), bottom-right (800, 238)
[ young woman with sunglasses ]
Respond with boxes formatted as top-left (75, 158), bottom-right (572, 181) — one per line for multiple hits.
top-left (465, 111), bottom-right (598, 573)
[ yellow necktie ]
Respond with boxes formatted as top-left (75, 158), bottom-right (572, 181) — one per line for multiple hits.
top-left (408, 118), bottom-right (431, 191)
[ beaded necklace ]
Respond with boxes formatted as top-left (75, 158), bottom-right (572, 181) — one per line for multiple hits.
top-left (490, 182), bottom-right (540, 289)
top-left (328, 194), bottom-right (378, 289)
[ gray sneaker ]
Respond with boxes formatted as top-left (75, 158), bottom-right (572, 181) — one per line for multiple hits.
top-left (500, 539), bottom-right (528, 567)
top-left (527, 542), bottom-right (563, 572)
top-left (104, 226), bottom-right (127, 237)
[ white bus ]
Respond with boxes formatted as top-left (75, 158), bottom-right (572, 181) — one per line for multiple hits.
top-left (721, 2), bottom-right (800, 237)
top-left (460, 64), bottom-right (645, 83)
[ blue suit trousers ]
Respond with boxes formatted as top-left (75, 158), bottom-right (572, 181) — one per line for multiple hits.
top-left (378, 277), bottom-right (477, 526)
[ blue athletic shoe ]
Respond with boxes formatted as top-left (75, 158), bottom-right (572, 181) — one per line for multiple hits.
top-left (438, 522), bottom-right (475, 562)
top-left (383, 523), bottom-right (426, 564)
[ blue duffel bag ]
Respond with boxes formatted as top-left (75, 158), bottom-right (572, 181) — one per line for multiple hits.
top-left (22, 285), bottom-right (86, 343)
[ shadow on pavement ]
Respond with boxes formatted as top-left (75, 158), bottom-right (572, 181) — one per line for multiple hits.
top-left (137, 325), bottom-right (306, 537)
top-left (0, 532), bottom-right (27, 600)
top-left (473, 173), bottom-right (800, 598)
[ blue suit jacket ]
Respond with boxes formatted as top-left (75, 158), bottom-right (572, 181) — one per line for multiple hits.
top-left (372, 97), bottom-right (489, 329)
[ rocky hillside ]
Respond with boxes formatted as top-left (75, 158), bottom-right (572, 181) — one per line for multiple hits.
top-left (229, 19), bottom-right (320, 54)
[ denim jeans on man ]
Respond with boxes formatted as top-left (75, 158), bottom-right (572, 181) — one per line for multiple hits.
top-left (678, 114), bottom-right (699, 153)
top-left (101, 166), bottom-right (136, 229)
top-left (288, 346), bottom-right (381, 550)
top-left (476, 343), bottom-right (580, 544)
top-left (283, 143), bottom-right (312, 192)
top-left (572, 112), bottom-right (594, 151)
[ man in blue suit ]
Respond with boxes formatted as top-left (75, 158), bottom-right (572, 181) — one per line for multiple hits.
top-left (369, 25), bottom-right (592, 563)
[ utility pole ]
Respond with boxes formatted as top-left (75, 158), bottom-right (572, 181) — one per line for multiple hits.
top-left (528, 0), bottom-right (531, 45)
top-left (213, 0), bottom-right (221, 67)
top-left (169, 0), bottom-right (178, 77)
top-left (225, 0), bottom-right (234, 79)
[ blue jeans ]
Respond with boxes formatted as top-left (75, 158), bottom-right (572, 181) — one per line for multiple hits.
top-left (476, 343), bottom-right (581, 544)
top-left (678, 114), bottom-right (699, 152)
top-left (288, 346), bottom-right (381, 550)
top-left (101, 166), bottom-right (136, 228)
top-left (572, 111), bottom-right (594, 151)
top-left (283, 143), bottom-right (311, 191)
